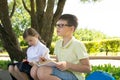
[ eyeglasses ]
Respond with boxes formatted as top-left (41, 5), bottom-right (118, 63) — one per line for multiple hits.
top-left (56, 24), bottom-right (72, 28)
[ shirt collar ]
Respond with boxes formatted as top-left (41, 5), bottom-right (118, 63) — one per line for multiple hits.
top-left (60, 37), bottom-right (75, 48)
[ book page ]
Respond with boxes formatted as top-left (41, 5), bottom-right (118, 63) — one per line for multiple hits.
top-left (35, 60), bottom-right (57, 67)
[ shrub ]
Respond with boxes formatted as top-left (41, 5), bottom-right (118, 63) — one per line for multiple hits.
top-left (83, 39), bottom-right (120, 55)
top-left (86, 64), bottom-right (120, 80)
top-left (84, 41), bottom-right (100, 53)
top-left (49, 42), bottom-right (55, 54)
top-left (100, 39), bottom-right (120, 54)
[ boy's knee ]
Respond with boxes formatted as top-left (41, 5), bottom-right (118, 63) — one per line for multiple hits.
top-left (37, 67), bottom-right (46, 79)
top-left (30, 70), bottom-right (36, 79)
top-left (30, 66), bottom-right (37, 78)
top-left (37, 66), bottom-right (51, 79)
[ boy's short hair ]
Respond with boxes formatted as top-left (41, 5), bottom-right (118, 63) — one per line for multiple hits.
top-left (59, 14), bottom-right (78, 30)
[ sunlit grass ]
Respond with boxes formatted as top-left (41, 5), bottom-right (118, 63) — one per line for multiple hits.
top-left (0, 51), bottom-right (9, 56)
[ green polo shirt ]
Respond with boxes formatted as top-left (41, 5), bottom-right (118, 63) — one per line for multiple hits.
top-left (54, 37), bottom-right (88, 80)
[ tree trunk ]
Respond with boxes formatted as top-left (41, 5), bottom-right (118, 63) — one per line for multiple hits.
top-left (0, 0), bottom-right (25, 62)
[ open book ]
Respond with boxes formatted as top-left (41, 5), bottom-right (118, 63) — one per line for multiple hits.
top-left (35, 60), bottom-right (57, 67)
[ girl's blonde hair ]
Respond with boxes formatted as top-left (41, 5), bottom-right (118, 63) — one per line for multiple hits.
top-left (23, 28), bottom-right (45, 44)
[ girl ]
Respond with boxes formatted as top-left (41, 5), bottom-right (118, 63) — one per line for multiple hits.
top-left (8, 28), bottom-right (50, 80)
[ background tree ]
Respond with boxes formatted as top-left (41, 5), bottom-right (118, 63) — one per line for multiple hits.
top-left (74, 28), bottom-right (107, 41)
top-left (0, 0), bottom-right (25, 62)
top-left (52, 28), bottom-right (108, 43)
top-left (11, 0), bottom-right (30, 37)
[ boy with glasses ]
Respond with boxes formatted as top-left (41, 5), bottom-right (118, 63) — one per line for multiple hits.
top-left (33, 14), bottom-right (91, 80)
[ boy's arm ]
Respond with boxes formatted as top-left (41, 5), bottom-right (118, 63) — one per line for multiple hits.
top-left (54, 56), bottom-right (58, 62)
top-left (56, 58), bottom-right (91, 73)
top-left (68, 58), bottom-right (91, 73)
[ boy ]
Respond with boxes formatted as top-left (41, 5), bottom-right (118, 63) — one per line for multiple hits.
top-left (34, 14), bottom-right (91, 80)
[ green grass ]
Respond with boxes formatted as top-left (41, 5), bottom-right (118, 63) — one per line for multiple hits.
top-left (0, 60), bottom-right (10, 70)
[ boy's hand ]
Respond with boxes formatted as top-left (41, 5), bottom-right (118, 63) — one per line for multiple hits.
top-left (56, 61), bottom-right (69, 71)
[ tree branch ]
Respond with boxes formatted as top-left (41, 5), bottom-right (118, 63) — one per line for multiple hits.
top-left (36, 0), bottom-right (46, 16)
top-left (0, 12), bottom-right (1, 20)
top-left (52, 0), bottom-right (66, 25)
top-left (0, 1), bottom-right (2, 20)
top-left (30, 0), bottom-right (35, 13)
top-left (30, 0), bottom-right (39, 28)
top-left (0, 0), bottom-right (12, 30)
top-left (49, 0), bottom-right (66, 44)
top-left (22, 0), bottom-right (31, 14)
top-left (46, 0), bottom-right (54, 14)
top-left (9, 0), bottom-right (16, 18)
top-left (0, 24), bottom-right (2, 38)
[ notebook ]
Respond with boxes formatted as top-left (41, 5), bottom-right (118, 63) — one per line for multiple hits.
top-left (35, 60), bottom-right (57, 67)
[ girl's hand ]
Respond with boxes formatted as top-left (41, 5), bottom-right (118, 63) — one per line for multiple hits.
top-left (56, 61), bottom-right (69, 71)
top-left (22, 59), bottom-right (29, 64)
top-left (29, 62), bottom-right (34, 66)
top-left (22, 59), bottom-right (27, 62)
top-left (39, 57), bottom-right (47, 63)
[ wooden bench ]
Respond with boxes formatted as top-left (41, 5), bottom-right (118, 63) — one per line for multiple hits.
top-left (50, 55), bottom-right (120, 60)
top-left (89, 56), bottom-right (120, 60)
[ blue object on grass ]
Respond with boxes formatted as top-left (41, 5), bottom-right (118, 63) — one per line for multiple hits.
top-left (86, 71), bottom-right (115, 80)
